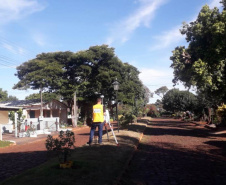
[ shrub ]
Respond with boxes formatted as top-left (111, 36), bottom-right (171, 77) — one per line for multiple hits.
top-left (120, 111), bottom-right (136, 126)
top-left (216, 104), bottom-right (226, 125)
top-left (45, 130), bottom-right (75, 163)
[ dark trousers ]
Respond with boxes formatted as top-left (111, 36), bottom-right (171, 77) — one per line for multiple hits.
top-left (89, 122), bottom-right (104, 144)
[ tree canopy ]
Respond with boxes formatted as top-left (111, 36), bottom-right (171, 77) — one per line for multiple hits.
top-left (14, 45), bottom-right (149, 121)
top-left (25, 92), bottom-right (60, 102)
top-left (170, 1), bottom-right (226, 106)
top-left (162, 89), bottom-right (197, 113)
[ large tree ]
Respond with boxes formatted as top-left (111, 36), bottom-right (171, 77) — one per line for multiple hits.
top-left (170, 1), bottom-right (226, 106)
top-left (13, 45), bottom-right (147, 124)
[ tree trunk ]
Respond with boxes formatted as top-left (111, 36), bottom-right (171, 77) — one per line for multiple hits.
top-left (71, 92), bottom-right (78, 128)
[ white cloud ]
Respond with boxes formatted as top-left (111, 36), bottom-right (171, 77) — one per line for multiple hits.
top-left (150, 26), bottom-right (184, 51)
top-left (18, 47), bottom-right (26, 55)
top-left (139, 68), bottom-right (187, 103)
top-left (106, 0), bottom-right (167, 45)
top-left (139, 68), bottom-right (173, 86)
top-left (0, 0), bottom-right (46, 24)
top-left (32, 33), bottom-right (46, 46)
top-left (209, 0), bottom-right (222, 9)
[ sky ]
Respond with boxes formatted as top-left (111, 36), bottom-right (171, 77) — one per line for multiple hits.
top-left (0, 0), bottom-right (223, 103)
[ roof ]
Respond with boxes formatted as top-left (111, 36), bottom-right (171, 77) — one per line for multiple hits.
top-left (0, 106), bottom-right (21, 111)
top-left (0, 99), bottom-right (68, 110)
top-left (0, 99), bottom-right (45, 107)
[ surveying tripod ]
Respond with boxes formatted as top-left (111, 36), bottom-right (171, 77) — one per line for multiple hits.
top-left (104, 109), bottom-right (118, 145)
top-left (105, 121), bottom-right (118, 145)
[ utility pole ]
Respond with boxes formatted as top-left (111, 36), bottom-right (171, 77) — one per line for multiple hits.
top-left (14, 112), bottom-right (18, 137)
top-left (73, 92), bottom-right (78, 127)
top-left (40, 87), bottom-right (43, 117)
top-left (0, 124), bottom-right (2, 141)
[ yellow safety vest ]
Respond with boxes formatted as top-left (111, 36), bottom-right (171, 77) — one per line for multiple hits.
top-left (93, 104), bottom-right (104, 122)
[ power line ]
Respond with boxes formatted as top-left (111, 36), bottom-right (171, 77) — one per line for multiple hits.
top-left (0, 35), bottom-right (41, 68)
top-left (0, 36), bottom-right (39, 60)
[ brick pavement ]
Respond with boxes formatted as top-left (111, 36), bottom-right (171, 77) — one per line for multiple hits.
top-left (0, 126), bottom-right (91, 182)
top-left (120, 118), bottom-right (226, 185)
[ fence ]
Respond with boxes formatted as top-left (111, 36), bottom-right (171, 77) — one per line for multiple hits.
top-left (24, 117), bottom-right (60, 132)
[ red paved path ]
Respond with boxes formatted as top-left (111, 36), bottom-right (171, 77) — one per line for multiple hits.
top-left (120, 118), bottom-right (226, 185)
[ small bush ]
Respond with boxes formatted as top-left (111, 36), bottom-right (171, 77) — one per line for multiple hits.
top-left (45, 130), bottom-right (75, 163)
top-left (120, 111), bottom-right (136, 125)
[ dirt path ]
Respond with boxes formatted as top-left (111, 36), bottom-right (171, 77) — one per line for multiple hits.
top-left (0, 126), bottom-right (91, 182)
top-left (120, 118), bottom-right (226, 185)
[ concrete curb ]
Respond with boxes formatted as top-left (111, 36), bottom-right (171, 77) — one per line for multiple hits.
top-left (114, 123), bottom-right (147, 185)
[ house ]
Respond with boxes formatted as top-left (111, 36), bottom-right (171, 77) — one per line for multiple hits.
top-left (0, 99), bottom-right (68, 123)
top-left (0, 99), bottom-right (68, 135)
top-left (0, 105), bottom-right (20, 134)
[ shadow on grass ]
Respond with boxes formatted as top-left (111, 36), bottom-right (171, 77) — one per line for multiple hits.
top-left (0, 151), bottom-right (50, 182)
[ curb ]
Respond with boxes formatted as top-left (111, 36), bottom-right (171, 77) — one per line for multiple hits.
top-left (114, 123), bottom-right (147, 185)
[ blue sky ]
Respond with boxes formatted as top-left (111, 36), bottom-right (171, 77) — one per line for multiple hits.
top-left (0, 0), bottom-right (222, 102)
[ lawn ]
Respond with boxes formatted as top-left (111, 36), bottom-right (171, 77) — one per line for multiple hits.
top-left (0, 140), bottom-right (13, 148)
top-left (0, 123), bottom-right (146, 185)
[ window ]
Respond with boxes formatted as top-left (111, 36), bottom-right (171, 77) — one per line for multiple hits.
top-left (30, 110), bottom-right (35, 118)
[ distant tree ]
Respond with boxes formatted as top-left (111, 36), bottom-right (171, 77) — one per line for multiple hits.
top-left (25, 92), bottom-right (60, 102)
top-left (0, 88), bottom-right (8, 102)
top-left (162, 89), bottom-right (197, 113)
top-left (0, 88), bottom-right (18, 102)
top-left (155, 99), bottom-right (164, 113)
top-left (155, 86), bottom-right (168, 99)
top-left (7, 95), bottom-right (18, 101)
top-left (142, 85), bottom-right (153, 105)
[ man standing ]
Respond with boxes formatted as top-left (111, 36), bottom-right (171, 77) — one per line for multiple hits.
top-left (87, 98), bottom-right (105, 145)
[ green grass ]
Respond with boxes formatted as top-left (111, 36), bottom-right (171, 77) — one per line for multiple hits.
top-left (0, 135), bottom-right (143, 185)
top-left (0, 145), bottom-right (132, 185)
top-left (0, 140), bottom-right (12, 148)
